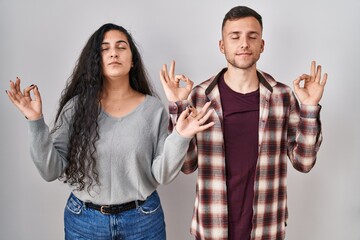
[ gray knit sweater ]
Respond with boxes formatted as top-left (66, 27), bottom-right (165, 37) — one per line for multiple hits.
top-left (28, 95), bottom-right (191, 205)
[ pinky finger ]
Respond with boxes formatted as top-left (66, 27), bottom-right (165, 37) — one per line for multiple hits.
top-left (293, 77), bottom-right (301, 91)
top-left (320, 73), bottom-right (328, 86)
top-left (6, 90), bottom-right (19, 105)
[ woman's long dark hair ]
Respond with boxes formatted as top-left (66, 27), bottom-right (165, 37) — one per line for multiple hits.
top-left (52, 23), bottom-right (155, 192)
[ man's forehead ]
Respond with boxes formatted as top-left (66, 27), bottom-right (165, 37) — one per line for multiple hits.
top-left (223, 18), bottom-right (262, 33)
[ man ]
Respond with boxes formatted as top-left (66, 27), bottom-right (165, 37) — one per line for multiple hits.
top-left (160, 6), bottom-right (327, 240)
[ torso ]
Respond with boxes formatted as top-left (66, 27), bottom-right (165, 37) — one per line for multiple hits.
top-left (219, 73), bottom-right (259, 240)
top-left (100, 91), bottom-right (146, 118)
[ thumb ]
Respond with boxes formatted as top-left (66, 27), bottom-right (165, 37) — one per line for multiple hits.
top-left (178, 107), bottom-right (190, 122)
top-left (33, 85), bottom-right (42, 103)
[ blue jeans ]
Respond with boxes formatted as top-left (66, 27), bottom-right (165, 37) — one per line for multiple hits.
top-left (64, 191), bottom-right (166, 240)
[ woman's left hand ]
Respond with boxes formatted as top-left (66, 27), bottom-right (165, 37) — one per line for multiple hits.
top-left (175, 101), bottom-right (215, 138)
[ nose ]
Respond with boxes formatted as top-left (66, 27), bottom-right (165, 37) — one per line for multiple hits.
top-left (110, 48), bottom-right (118, 58)
top-left (240, 37), bottom-right (249, 49)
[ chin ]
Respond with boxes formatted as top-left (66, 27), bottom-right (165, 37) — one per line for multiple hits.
top-left (106, 70), bottom-right (129, 77)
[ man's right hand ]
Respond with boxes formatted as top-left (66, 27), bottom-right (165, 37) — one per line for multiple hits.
top-left (159, 60), bottom-right (193, 102)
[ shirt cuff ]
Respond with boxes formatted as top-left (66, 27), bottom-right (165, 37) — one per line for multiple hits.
top-left (169, 100), bottom-right (190, 114)
top-left (300, 104), bottom-right (321, 118)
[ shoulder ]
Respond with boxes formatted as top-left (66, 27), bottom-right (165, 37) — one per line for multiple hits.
top-left (194, 73), bottom-right (220, 91)
top-left (192, 68), bottom-right (227, 95)
top-left (258, 70), bottom-right (292, 93)
top-left (190, 73), bottom-right (220, 98)
top-left (140, 95), bottom-right (168, 128)
top-left (64, 96), bottom-right (78, 109)
top-left (144, 95), bottom-right (165, 110)
top-left (60, 96), bottom-right (78, 118)
top-left (142, 95), bottom-right (167, 116)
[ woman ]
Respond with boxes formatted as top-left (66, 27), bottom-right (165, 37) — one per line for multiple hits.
top-left (6, 23), bottom-right (214, 239)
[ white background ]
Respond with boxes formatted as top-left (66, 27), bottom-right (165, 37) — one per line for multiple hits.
top-left (1, 0), bottom-right (359, 239)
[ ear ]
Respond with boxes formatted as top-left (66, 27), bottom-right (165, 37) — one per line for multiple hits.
top-left (219, 40), bottom-right (225, 54)
top-left (260, 39), bottom-right (265, 53)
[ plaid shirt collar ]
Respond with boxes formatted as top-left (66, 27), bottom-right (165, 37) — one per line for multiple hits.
top-left (205, 68), bottom-right (275, 95)
top-left (202, 68), bottom-right (276, 128)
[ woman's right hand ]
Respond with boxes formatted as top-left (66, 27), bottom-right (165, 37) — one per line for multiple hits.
top-left (159, 60), bottom-right (194, 102)
top-left (6, 77), bottom-right (43, 120)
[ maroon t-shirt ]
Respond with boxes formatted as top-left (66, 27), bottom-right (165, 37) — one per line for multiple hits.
top-left (218, 74), bottom-right (259, 240)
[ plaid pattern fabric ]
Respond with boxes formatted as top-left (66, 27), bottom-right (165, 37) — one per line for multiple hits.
top-left (169, 68), bottom-right (322, 240)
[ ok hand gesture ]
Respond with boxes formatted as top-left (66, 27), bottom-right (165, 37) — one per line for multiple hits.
top-left (6, 77), bottom-right (43, 120)
top-left (176, 102), bottom-right (214, 138)
top-left (160, 60), bottom-right (194, 102)
top-left (293, 61), bottom-right (328, 106)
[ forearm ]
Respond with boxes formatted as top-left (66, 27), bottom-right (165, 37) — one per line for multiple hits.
top-left (151, 130), bottom-right (192, 185)
top-left (28, 117), bottom-right (68, 181)
top-left (168, 99), bottom-right (199, 174)
top-left (288, 105), bottom-right (323, 172)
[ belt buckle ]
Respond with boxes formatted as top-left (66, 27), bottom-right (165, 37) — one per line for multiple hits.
top-left (100, 205), bottom-right (111, 215)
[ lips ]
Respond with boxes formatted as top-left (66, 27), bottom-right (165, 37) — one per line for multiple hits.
top-left (109, 62), bottom-right (121, 65)
top-left (237, 52), bottom-right (252, 56)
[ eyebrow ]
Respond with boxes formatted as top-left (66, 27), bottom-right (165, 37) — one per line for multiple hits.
top-left (101, 40), bottom-right (129, 45)
top-left (228, 31), bottom-right (260, 35)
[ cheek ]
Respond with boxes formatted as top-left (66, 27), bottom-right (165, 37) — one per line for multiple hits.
top-left (101, 55), bottom-right (106, 67)
top-left (126, 52), bottom-right (133, 64)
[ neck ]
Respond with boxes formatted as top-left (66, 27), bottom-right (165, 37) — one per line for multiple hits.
top-left (224, 66), bottom-right (259, 94)
top-left (101, 76), bottom-right (135, 100)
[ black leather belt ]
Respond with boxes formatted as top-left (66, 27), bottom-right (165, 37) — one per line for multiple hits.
top-left (85, 200), bottom-right (145, 215)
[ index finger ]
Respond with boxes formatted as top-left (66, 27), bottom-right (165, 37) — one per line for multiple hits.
top-left (23, 84), bottom-right (36, 97)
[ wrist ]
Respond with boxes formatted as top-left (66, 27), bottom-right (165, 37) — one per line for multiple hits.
top-left (301, 99), bottom-right (319, 106)
top-left (25, 113), bottom-right (43, 121)
top-left (175, 126), bottom-right (194, 139)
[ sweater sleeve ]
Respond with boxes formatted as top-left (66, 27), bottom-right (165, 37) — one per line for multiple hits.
top-left (167, 91), bottom-right (200, 175)
top-left (151, 104), bottom-right (192, 185)
top-left (28, 101), bottom-right (73, 181)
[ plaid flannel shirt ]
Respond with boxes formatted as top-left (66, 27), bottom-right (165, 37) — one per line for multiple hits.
top-left (169, 68), bottom-right (322, 240)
